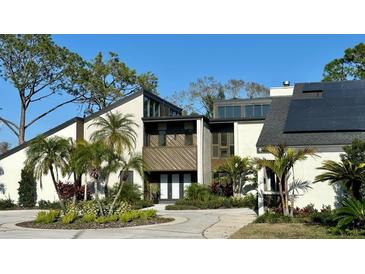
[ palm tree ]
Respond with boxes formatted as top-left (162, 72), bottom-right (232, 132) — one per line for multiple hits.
top-left (215, 156), bottom-right (255, 195)
top-left (74, 140), bottom-right (116, 215)
top-left (335, 198), bottom-right (365, 228)
top-left (108, 153), bottom-right (147, 215)
top-left (63, 139), bottom-right (88, 203)
top-left (314, 160), bottom-right (365, 200)
top-left (89, 112), bottom-right (138, 154)
top-left (288, 179), bottom-right (312, 217)
top-left (89, 112), bottom-right (138, 196)
top-left (255, 144), bottom-right (317, 216)
top-left (25, 136), bottom-right (70, 211)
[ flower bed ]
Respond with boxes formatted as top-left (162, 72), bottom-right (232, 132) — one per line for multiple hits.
top-left (17, 216), bottom-right (173, 230)
top-left (16, 204), bottom-right (173, 230)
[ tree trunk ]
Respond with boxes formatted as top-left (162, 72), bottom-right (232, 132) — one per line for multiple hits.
top-left (352, 182), bottom-right (362, 201)
top-left (72, 173), bottom-right (82, 204)
top-left (283, 178), bottom-right (289, 216)
top-left (18, 102), bottom-right (26, 144)
top-left (92, 170), bottom-right (104, 216)
top-left (84, 181), bottom-right (88, 201)
top-left (49, 165), bottom-right (65, 212)
top-left (289, 190), bottom-right (295, 217)
top-left (104, 175), bottom-right (110, 198)
top-left (277, 177), bottom-right (286, 216)
top-left (108, 173), bottom-right (128, 215)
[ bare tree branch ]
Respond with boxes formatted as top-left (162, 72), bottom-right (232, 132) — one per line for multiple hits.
top-left (0, 116), bottom-right (20, 137)
top-left (25, 96), bottom-right (82, 129)
top-left (29, 90), bottom-right (56, 103)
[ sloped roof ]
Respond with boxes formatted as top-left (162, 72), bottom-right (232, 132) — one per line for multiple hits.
top-left (257, 81), bottom-right (365, 147)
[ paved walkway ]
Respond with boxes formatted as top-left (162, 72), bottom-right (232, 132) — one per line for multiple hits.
top-left (0, 205), bottom-right (256, 239)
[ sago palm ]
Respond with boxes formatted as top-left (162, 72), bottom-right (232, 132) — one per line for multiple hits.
top-left (314, 160), bottom-right (365, 200)
top-left (89, 112), bottom-right (138, 154)
top-left (108, 154), bottom-right (147, 215)
top-left (335, 198), bottom-right (365, 228)
top-left (215, 156), bottom-right (255, 195)
top-left (255, 144), bottom-right (317, 216)
top-left (25, 136), bottom-right (70, 211)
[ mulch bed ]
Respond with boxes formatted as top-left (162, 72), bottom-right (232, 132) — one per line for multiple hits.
top-left (16, 217), bottom-right (174, 230)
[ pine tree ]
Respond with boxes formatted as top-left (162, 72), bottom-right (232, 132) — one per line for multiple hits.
top-left (17, 167), bottom-right (37, 207)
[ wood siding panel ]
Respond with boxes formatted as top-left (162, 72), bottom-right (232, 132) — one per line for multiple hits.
top-left (148, 133), bottom-right (197, 147)
top-left (143, 146), bottom-right (197, 171)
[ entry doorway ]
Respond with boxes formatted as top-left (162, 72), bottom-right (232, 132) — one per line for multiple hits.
top-left (159, 173), bottom-right (195, 201)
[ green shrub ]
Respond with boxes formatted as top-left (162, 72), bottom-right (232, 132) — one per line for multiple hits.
top-left (17, 168), bottom-right (37, 208)
top-left (35, 210), bottom-right (60, 224)
top-left (110, 183), bottom-right (142, 204)
top-left (95, 214), bottom-right (119, 224)
top-left (119, 210), bottom-right (145, 223)
top-left (81, 213), bottom-right (96, 223)
top-left (230, 194), bottom-right (257, 209)
top-left (165, 204), bottom-right (199, 210)
top-left (255, 212), bottom-right (292, 224)
top-left (114, 201), bottom-right (133, 215)
top-left (335, 198), bottom-right (365, 229)
top-left (61, 211), bottom-right (77, 224)
top-left (310, 210), bottom-right (337, 226)
top-left (119, 211), bottom-right (134, 223)
top-left (139, 209), bottom-right (156, 219)
top-left (185, 184), bottom-right (211, 201)
top-left (0, 197), bottom-right (16, 210)
top-left (132, 199), bottom-right (154, 209)
top-left (38, 200), bottom-right (61, 209)
top-left (172, 194), bottom-right (257, 210)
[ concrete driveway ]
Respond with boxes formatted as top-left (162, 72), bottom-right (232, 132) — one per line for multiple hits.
top-left (0, 205), bottom-right (256, 239)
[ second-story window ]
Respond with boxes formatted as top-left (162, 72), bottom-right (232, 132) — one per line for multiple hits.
top-left (211, 131), bottom-right (234, 159)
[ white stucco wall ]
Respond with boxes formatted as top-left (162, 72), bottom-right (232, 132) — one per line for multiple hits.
top-left (292, 150), bottom-right (341, 209)
top-left (269, 86), bottom-right (294, 97)
top-left (234, 122), bottom-right (264, 158)
top-left (202, 121), bottom-right (212, 184)
top-left (257, 147), bottom-right (343, 214)
top-left (83, 94), bottom-right (144, 191)
top-left (0, 122), bottom-right (78, 202)
top-left (196, 119), bottom-right (204, 184)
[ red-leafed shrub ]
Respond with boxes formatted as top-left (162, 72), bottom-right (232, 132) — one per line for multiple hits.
top-left (57, 182), bottom-right (90, 201)
top-left (210, 181), bottom-right (233, 197)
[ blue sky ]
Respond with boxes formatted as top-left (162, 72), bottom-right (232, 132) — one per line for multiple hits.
top-left (1, 34), bottom-right (365, 147)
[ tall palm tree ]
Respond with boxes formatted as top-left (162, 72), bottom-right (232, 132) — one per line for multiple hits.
top-left (255, 144), bottom-right (317, 216)
top-left (314, 160), bottom-right (365, 200)
top-left (215, 156), bottom-right (255, 195)
top-left (89, 112), bottom-right (138, 154)
top-left (108, 153), bottom-right (147, 215)
top-left (89, 112), bottom-right (138, 196)
top-left (74, 140), bottom-right (116, 215)
top-left (25, 136), bottom-right (70, 211)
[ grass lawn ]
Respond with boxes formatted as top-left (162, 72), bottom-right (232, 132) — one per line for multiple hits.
top-left (230, 223), bottom-right (365, 239)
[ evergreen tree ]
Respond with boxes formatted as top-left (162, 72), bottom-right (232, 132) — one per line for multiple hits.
top-left (17, 167), bottom-right (37, 207)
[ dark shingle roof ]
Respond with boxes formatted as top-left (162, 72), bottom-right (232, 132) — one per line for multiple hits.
top-left (256, 94), bottom-right (365, 147)
top-left (284, 81), bottom-right (365, 133)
